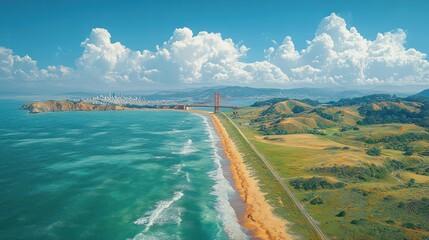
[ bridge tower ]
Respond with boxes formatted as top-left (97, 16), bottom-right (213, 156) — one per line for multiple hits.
top-left (214, 92), bottom-right (220, 113)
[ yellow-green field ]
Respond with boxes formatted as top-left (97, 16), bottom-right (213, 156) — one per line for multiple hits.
top-left (222, 105), bottom-right (429, 240)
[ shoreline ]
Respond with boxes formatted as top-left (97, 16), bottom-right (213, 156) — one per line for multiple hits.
top-left (210, 114), bottom-right (292, 240)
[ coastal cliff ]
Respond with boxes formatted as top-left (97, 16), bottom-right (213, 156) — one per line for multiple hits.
top-left (20, 100), bottom-right (128, 114)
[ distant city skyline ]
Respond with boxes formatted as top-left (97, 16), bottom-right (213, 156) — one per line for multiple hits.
top-left (1, 0), bottom-right (428, 93)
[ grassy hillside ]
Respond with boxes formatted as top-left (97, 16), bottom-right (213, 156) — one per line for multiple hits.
top-left (225, 94), bottom-right (429, 239)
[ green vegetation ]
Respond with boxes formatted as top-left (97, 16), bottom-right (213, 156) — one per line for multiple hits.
top-left (350, 219), bottom-right (366, 225)
top-left (291, 105), bottom-right (306, 114)
top-left (386, 219), bottom-right (395, 224)
top-left (366, 146), bottom-right (381, 156)
top-left (387, 158), bottom-right (429, 176)
top-left (312, 164), bottom-right (388, 181)
top-left (357, 102), bottom-right (429, 127)
top-left (352, 188), bottom-right (370, 196)
top-left (336, 210), bottom-right (346, 217)
top-left (339, 125), bottom-right (359, 132)
top-left (310, 197), bottom-right (324, 205)
top-left (312, 108), bottom-right (342, 122)
top-left (359, 132), bottom-right (429, 155)
top-left (289, 177), bottom-right (346, 190)
top-left (328, 94), bottom-right (399, 107)
top-left (398, 197), bottom-right (429, 218)
top-left (222, 94), bottom-right (429, 239)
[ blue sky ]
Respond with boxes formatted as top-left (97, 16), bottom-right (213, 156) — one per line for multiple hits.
top-left (1, 0), bottom-right (428, 92)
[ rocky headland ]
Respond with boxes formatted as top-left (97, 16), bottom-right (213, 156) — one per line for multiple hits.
top-left (20, 100), bottom-right (129, 114)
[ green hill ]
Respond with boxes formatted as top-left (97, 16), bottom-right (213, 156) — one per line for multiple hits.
top-left (247, 94), bottom-right (429, 135)
top-left (224, 93), bottom-right (429, 239)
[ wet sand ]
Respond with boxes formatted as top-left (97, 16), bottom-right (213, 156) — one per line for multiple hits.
top-left (210, 114), bottom-right (293, 240)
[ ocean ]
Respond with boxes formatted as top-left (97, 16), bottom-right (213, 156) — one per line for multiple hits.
top-left (0, 100), bottom-right (249, 239)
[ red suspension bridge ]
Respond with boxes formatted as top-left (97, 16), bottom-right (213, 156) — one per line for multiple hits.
top-left (175, 92), bottom-right (238, 113)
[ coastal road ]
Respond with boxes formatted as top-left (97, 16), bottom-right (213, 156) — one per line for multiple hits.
top-left (221, 113), bottom-right (328, 240)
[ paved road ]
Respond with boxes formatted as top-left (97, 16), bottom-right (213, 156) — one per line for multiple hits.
top-left (221, 113), bottom-right (328, 240)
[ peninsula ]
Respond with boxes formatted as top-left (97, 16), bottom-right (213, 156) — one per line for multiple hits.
top-left (20, 100), bottom-right (129, 114)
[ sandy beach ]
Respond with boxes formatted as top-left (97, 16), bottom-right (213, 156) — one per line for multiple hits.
top-left (211, 114), bottom-right (292, 240)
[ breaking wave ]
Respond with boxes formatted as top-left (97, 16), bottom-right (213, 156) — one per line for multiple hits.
top-left (133, 191), bottom-right (184, 233)
top-left (173, 163), bottom-right (191, 183)
top-left (201, 115), bottom-right (249, 240)
top-left (172, 139), bottom-right (197, 155)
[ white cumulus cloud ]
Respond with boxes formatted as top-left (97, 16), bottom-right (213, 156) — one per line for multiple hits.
top-left (1, 13), bottom-right (428, 91)
top-left (76, 27), bottom-right (289, 86)
top-left (76, 28), bottom-right (153, 83)
top-left (0, 46), bottom-right (72, 81)
top-left (266, 13), bottom-right (429, 86)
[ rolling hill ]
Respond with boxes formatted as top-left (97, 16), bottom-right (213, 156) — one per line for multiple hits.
top-left (245, 94), bottom-right (429, 135)
top-left (224, 93), bottom-right (429, 239)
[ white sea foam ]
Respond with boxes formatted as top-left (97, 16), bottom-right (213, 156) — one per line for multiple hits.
top-left (173, 163), bottom-right (185, 175)
top-left (167, 129), bottom-right (183, 134)
top-left (64, 129), bottom-right (81, 135)
top-left (172, 139), bottom-right (197, 155)
top-left (172, 163), bottom-right (191, 183)
top-left (92, 131), bottom-right (108, 137)
top-left (2, 132), bottom-right (24, 136)
top-left (201, 115), bottom-right (249, 240)
top-left (148, 129), bottom-right (183, 135)
top-left (134, 191), bottom-right (184, 233)
top-left (132, 232), bottom-right (181, 240)
top-left (185, 172), bottom-right (190, 183)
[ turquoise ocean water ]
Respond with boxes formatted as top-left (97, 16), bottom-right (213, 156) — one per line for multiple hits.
top-left (0, 100), bottom-right (250, 239)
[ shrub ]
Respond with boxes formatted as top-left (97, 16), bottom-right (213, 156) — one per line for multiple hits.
top-left (402, 222), bottom-right (417, 229)
top-left (383, 195), bottom-right (395, 201)
top-left (313, 108), bottom-right (341, 122)
top-left (404, 145), bottom-right (414, 156)
top-left (366, 146), bottom-right (381, 156)
top-left (406, 178), bottom-right (416, 188)
top-left (333, 182), bottom-right (347, 188)
top-left (339, 126), bottom-right (360, 132)
top-left (386, 220), bottom-right (395, 224)
top-left (398, 198), bottom-right (429, 216)
top-left (387, 159), bottom-right (405, 170)
top-left (312, 164), bottom-right (388, 181)
top-left (361, 133), bottom-right (429, 152)
top-left (289, 177), bottom-right (346, 190)
top-left (336, 211), bottom-right (346, 217)
top-left (310, 197), bottom-right (323, 205)
top-left (350, 219), bottom-right (366, 225)
top-left (404, 150), bottom-right (413, 156)
top-left (291, 105), bottom-right (306, 114)
top-left (352, 188), bottom-right (370, 196)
